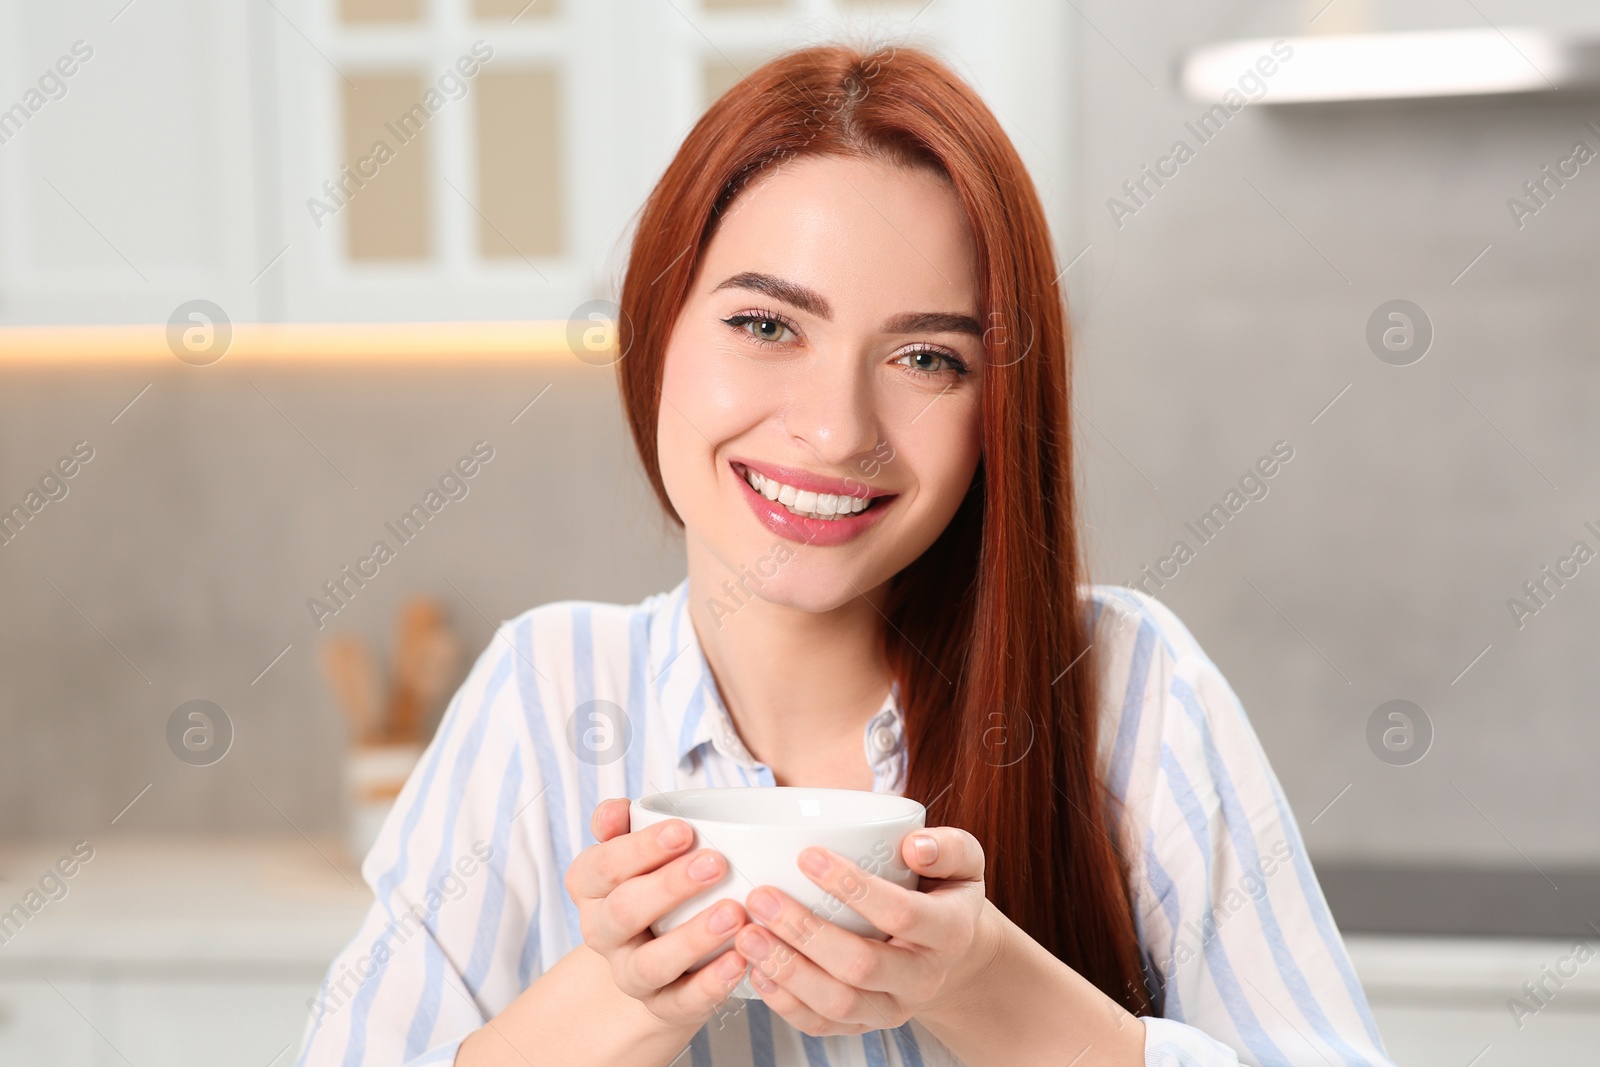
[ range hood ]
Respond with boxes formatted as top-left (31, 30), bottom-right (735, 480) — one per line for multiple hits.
top-left (1181, 27), bottom-right (1600, 104)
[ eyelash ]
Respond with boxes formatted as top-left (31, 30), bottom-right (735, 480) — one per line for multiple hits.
top-left (719, 310), bottom-right (971, 377)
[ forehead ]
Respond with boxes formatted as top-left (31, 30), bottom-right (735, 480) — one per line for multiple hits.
top-left (700, 153), bottom-right (980, 318)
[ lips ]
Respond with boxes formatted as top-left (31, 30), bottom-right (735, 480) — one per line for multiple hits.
top-left (728, 459), bottom-right (897, 547)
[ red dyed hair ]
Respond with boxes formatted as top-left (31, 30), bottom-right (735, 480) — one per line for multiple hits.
top-left (615, 43), bottom-right (1151, 1015)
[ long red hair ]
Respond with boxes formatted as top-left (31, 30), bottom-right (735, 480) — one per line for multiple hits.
top-left (614, 43), bottom-right (1152, 1015)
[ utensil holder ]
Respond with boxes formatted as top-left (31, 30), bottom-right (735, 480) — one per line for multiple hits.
top-left (343, 741), bottom-right (424, 865)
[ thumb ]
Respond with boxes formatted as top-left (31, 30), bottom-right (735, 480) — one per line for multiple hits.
top-left (592, 797), bottom-right (631, 841)
top-left (902, 827), bottom-right (983, 882)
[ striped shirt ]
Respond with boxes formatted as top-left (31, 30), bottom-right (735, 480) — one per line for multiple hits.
top-left (294, 578), bottom-right (1396, 1067)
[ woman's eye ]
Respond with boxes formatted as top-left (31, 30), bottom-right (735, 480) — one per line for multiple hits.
top-left (723, 314), bottom-right (795, 345)
top-left (895, 348), bottom-right (968, 376)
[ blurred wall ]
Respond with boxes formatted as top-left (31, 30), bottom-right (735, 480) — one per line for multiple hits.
top-left (1068, 0), bottom-right (1600, 868)
top-left (0, 359), bottom-right (686, 837)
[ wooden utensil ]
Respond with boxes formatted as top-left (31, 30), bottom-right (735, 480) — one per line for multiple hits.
top-left (387, 597), bottom-right (461, 745)
top-left (320, 633), bottom-right (384, 744)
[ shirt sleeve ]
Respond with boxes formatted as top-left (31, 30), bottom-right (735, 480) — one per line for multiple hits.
top-left (1107, 597), bottom-right (1397, 1067)
top-left (293, 622), bottom-right (544, 1066)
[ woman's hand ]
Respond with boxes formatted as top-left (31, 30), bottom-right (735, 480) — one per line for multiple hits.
top-left (732, 825), bottom-right (1000, 1037)
top-left (564, 797), bottom-right (754, 1027)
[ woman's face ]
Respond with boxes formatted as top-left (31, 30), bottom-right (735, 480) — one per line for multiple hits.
top-left (657, 152), bottom-right (984, 613)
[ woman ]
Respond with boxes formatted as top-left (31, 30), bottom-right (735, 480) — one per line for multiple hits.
top-left (296, 43), bottom-right (1395, 1067)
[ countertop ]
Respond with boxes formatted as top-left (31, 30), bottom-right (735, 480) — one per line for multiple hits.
top-left (3, 836), bottom-right (1597, 1007)
top-left (0, 836), bottom-right (371, 978)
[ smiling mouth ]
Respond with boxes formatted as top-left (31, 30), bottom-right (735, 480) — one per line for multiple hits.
top-left (732, 462), bottom-right (886, 522)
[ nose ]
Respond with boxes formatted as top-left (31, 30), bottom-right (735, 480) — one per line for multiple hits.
top-left (781, 347), bottom-right (882, 472)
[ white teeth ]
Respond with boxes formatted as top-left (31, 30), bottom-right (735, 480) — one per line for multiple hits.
top-left (740, 465), bottom-right (876, 521)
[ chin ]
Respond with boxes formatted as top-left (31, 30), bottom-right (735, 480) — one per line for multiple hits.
top-left (710, 547), bottom-right (890, 617)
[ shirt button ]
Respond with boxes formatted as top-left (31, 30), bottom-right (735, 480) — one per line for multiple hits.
top-left (871, 726), bottom-right (897, 753)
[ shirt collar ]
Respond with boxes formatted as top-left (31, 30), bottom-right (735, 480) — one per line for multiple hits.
top-left (648, 577), bottom-right (906, 778)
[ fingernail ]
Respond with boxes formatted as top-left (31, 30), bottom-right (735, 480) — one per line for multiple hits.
top-left (708, 902), bottom-right (738, 934)
top-left (690, 851), bottom-right (722, 882)
top-left (718, 953), bottom-right (746, 980)
top-left (747, 889), bottom-right (780, 920)
top-left (799, 848), bottom-right (829, 877)
top-left (660, 822), bottom-right (690, 848)
top-left (741, 926), bottom-right (774, 957)
top-left (912, 834), bottom-right (938, 865)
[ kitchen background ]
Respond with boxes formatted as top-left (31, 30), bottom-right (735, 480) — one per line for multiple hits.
top-left (1, 0), bottom-right (1598, 1063)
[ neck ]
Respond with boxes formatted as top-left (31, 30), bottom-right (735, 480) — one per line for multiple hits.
top-left (684, 539), bottom-right (892, 786)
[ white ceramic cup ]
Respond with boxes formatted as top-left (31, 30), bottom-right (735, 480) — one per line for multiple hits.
top-left (629, 786), bottom-right (926, 999)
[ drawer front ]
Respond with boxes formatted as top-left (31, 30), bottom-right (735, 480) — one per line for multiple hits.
top-left (0, 979), bottom-right (102, 1065)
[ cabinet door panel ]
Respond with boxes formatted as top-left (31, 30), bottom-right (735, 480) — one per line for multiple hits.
top-left (1372, 1001), bottom-right (1600, 1066)
top-left (108, 977), bottom-right (321, 1067)
top-left (0, 979), bottom-right (102, 1066)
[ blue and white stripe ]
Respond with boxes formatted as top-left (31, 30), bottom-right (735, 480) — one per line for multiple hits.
top-left (293, 578), bottom-right (1395, 1067)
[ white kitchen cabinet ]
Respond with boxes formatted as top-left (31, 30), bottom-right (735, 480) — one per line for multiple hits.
top-left (108, 977), bottom-right (322, 1067)
top-left (0, 838), bottom-right (370, 1067)
top-left (0, 0), bottom-right (1075, 327)
top-left (1371, 1002), bottom-right (1600, 1066)
top-left (1348, 934), bottom-right (1600, 1066)
top-left (0, 979), bottom-right (101, 1066)
top-left (0, 974), bottom-right (323, 1067)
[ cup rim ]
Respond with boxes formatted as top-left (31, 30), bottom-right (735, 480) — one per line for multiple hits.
top-left (635, 786), bottom-right (924, 827)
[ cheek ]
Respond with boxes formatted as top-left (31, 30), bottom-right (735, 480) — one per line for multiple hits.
top-left (660, 326), bottom-right (802, 451)
top-left (906, 399), bottom-right (981, 499)
top-left (656, 332), bottom-right (778, 502)
top-left (656, 347), bottom-right (705, 506)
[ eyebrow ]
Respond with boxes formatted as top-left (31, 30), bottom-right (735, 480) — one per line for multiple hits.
top-left (711, 271), bottom-right (982, 339)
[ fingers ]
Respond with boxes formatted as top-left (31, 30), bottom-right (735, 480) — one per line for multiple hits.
top-left (599, 845), bottom-right (730, 945)
top-left (790, 846), bottom-right (938, 949)
top-left (591, 797), bottom-right (632, 842)
top-left (741, 927), bottom-right (888, 1034)
top-left (736, 884), bottom-right (918, 995)
top-left (650, 947), bottom-right (751, 1021)
top-left (566, 815), bottom-right (694, 903)
top-left (570, 801), bottom-right (751, 1023)
top-left (619, 897), bottom-right (750, 998)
